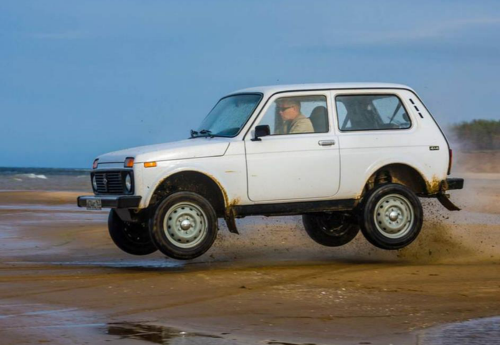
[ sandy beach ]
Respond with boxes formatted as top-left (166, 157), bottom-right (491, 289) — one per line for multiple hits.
top-left (2, 0), bottom-right (499, 342)
top-left (0, 166), bottom-right (499, 344)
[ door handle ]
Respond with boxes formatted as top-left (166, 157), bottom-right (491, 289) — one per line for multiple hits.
top-left (318, 140), bottom-right (335, 146)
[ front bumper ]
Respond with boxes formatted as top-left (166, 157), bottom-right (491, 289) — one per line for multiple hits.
top-left (77, 195), bottom-right (142, 209)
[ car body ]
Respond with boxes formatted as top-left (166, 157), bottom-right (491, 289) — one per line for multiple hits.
top-left (78, 83), bottom-right (464, 259)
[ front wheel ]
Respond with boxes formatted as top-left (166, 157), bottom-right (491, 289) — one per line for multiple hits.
top-left (359, 183), bottom-right (423, 250)
top-left (149, 192), bottom-right (218, 260)
top-left (302, 212), bottom-right (360, 247)
top-left (108, 209), bottom-right (158, 255)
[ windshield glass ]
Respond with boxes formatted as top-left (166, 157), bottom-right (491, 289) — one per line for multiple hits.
top-left (196, 94), bottom-right (262, 137)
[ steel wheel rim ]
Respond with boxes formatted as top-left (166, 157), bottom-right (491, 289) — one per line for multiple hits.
top-left (374, 194), bottom-right (414, 239)
top-left (163, 202), bottom-right (208, 248)
top-left (318, 214), bottom-right (350, 237)
top-left (124, 224), bottom-right (150, 244)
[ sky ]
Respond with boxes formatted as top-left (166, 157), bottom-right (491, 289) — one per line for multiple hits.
top-left (1, 0), bottom-right (499, 168)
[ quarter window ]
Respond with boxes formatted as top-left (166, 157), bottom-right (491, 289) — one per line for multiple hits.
top-left (258, 95), bottom-right (329, 135)
top-left (336, 95), bottom-right (411, 131)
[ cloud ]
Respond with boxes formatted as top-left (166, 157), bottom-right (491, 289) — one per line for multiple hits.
top-left (289, 16), bottom-right (500, 58)
top-left (359, 17), bottom-right (500, 45)
top-left (30, 30), bottom-right (87, 40)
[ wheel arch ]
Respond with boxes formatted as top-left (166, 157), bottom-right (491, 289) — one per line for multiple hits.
top-left (361, 162), bottom-right (430, 197)
top-left (147, 170), bottom-right (227, 218)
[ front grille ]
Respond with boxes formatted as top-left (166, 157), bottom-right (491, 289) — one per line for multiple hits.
top-left (92, 171), bottom-right (133, 195)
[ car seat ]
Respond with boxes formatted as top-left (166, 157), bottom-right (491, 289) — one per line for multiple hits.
top-left (309, 106), bottom-right (328, 133)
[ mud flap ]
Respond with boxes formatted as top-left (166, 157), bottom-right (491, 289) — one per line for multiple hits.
top-left (437, 192), bottom-right (461, 211)
top-left (224, 214), bottom-right (239, 234)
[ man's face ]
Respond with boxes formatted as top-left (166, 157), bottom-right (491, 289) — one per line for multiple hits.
top-left (277, 101), bottom-right (299, 121)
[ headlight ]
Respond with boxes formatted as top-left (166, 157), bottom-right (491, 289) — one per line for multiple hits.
top-left (92, 175), bottom-right (98, 191)
top-left (125, 174), bottom-right (132, 192)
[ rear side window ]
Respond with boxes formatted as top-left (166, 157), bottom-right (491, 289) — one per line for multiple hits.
top-left (336, 94), bottom-right (411, 131)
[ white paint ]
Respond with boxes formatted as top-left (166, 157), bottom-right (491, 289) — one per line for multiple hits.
top-left (92, 83), bottom-right (450, 210)
top-left (244, 90), bottom-right (340, 202)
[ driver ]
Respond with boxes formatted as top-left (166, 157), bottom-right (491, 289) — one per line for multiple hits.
top-left (275, 98), bottom-right (314, 135)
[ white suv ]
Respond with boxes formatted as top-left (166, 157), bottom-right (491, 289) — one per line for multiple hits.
top-left (78, 83), bottom-right (464, 260)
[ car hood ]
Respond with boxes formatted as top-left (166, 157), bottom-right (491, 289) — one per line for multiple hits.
top-left (97, 138), bottom-right (230, 164)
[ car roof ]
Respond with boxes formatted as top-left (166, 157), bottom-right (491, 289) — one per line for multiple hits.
top-left (232, 83), bottom-right (414, 96)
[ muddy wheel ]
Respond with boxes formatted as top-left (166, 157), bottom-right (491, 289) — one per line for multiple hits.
top-left (149, 192), bottom-right (218, 260)
top-left (108, 209), bottom-right (158, 256)
top-left (302, 212), bottom-right (359, 247)
top-left (359, 183), bottom-right (423, 250)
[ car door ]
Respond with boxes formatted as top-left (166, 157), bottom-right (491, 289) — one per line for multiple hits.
top-left (244, 91), bottom-right (340, 202)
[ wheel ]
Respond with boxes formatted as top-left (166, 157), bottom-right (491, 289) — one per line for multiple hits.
top-left (108, 209), bottom-right (158, 255)
top-left (359, 183), bottom-right (423, 250)
top-left (149, 192), bottom-right (218, 260)
top-left (302, 212), bottom-right (359, 247)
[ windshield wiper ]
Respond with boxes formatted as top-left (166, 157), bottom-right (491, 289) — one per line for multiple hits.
top-left (190, 129), bottom-right (215, 138)
top-left (199, 129), bottom-right (213, 136)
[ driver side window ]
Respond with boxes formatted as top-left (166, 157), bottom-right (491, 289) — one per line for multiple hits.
top-left (258, 95), bottom-right (328, 135)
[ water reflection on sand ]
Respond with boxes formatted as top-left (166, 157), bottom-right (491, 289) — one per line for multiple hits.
top-left (419, 317), bottom-right (500, 345)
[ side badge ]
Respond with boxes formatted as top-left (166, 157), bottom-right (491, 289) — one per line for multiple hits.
top-left (430, 146), bottom-right (440, 151)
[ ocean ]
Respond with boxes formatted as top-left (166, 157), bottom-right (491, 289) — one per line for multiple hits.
top-left (0, 167), bottom-right (92, 192)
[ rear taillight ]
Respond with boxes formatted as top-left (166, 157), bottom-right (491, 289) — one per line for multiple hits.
top-left (447, 149), bottom-right (453, 175)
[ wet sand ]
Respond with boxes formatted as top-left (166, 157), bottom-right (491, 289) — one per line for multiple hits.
top-left (0, 176), bottom-right (499, 344)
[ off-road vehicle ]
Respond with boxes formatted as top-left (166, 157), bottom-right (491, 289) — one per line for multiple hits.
top-left (78, 83), bottom-right (464, 259)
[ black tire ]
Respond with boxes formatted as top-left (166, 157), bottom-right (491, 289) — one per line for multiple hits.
top-left (359, 183), bottom-right (423, 250)
top-left (302, 212), bottom-right (360, 247)
top-left (108, 209), bottom-right (158, 256)
top-left (149, 192), bottom-right (218, 260)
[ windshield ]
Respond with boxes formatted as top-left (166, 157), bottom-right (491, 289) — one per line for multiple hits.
top-left (195, 93), bottom-right (262, 137)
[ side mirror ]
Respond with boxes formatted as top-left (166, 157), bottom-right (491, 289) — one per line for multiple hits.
top-left (252, 125), bottom-right (270, 141)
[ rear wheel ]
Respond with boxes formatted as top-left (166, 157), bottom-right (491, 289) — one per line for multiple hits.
top-left (149, 192), bottom-right (218, 260)
top-left (359, 183), bottom-right (423, 250)
top-left (108, 209), bottom-right (157, 255)
top-left (302, 212), bottom-right (360, 247)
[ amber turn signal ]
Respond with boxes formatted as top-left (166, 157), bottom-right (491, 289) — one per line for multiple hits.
top-left (124, 157), bottom-right (135, 168)
top-left (144, 161), bottom-right (157, 168)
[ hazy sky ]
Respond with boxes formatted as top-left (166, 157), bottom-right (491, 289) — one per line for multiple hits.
top-left (1, 0), bottom-right (499, 168)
